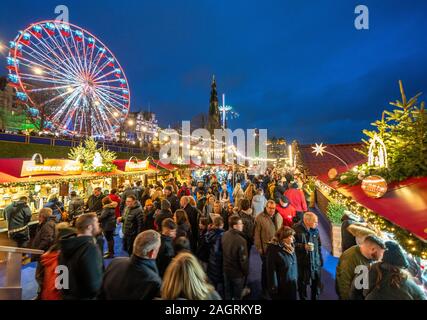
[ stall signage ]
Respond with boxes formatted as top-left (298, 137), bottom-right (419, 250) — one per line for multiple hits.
top-left (125, 160), bottom-right (149, 172)
top-left (21, 159), bottom-right (83, 177)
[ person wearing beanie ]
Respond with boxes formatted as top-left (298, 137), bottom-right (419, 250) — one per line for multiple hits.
top-left (155, 199), bottom-right (173, 232)
top-left (363, 241), bottom-right (426, 300)
top-left (336, 235), bottom-right (386, 300)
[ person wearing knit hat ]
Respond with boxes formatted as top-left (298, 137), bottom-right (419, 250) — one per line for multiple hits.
top-left (363, 241), bottom-right (426, 300)
top-left (145, 199), bottom-right (153, 207)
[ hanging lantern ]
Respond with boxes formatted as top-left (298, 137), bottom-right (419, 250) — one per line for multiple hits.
top-left (368, 134), bottom-right (388, 168)
top-left (361, 175), bottom-right (388, 198)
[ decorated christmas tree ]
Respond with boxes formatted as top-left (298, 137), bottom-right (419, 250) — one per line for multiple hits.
top-left (339, 81), bottom-right (427, 184)
top-left (68, 138), bottom-right (117, 173)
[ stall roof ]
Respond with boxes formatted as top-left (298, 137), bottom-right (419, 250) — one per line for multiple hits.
top-left (318, 169), bottom-right (427, 242)
top-left (150, 159), bottom-right (178, 171)
top-left (0, 158), bottom-right (159, 184)
top-left (113, 159), bottom-right (159, 172)
top-left (299, 143), bottom-right (366, 176)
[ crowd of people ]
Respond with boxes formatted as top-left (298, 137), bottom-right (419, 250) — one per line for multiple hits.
top-left (3, 168), bottom-right (426, 300)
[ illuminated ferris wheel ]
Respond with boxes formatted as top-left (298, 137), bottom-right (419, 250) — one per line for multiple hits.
top-left (6, 20), bottom-right (130, 137)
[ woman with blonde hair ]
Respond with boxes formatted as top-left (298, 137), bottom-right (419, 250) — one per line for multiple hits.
top-left (161, 252), bottom-right (221, 300)
top-left (232, 183), bottom-right (244, 209)
top-left (244, 183), bottom-right (255, 202)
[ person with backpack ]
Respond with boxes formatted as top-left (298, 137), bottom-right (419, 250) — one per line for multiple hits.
top-left (4, 196), bottom-right (32, 248)
top-left (44, 194), bottom-right (65, 223)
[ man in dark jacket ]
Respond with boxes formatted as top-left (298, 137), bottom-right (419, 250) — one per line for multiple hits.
top-left (59, 213), bottom-right (103, 300)
top-left (164, 185), bottom-right (179, 213)
top-left (98, 230), bottom-right (162, 300)
top-left (222, 215), bottom-right (249, 300)
top-left (180, 196), bottom-right (200, 251)
top-left (120, 184), bottom-right (137, 213)
top-left (68, 191), bottom-right (85, 222)
top-left (86, 187), bottom-right (103, 214)
top-left (154, 199), bottom-right (173, 232)
top-left (5, 196), bottom-right (32, 248)
top-left (120, 195), bottom-right (144, 255)
top-left (293, 212), bottom-right (323, 300)
top-left (238, 199), bottom-right (255, 253)
top-left (156, 218), bottom-right (176, 277)
top-left (206, 216), bottom-right (225, 297)
top-left (32, 208), bottom-right (56, 252)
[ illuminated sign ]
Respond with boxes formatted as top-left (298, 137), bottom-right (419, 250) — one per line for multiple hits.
top-left (124, 160), bottom-right (149, 172)
top-left (21, 159), bottom-right (82, 177)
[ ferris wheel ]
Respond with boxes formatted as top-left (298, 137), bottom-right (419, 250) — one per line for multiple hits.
top-left (6, 20), bottom-right (130, 137)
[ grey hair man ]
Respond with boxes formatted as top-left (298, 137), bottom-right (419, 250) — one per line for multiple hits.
top-left (98, 230), bottom-right (162, 300)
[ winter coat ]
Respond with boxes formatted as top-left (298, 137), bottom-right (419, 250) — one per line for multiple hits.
top-left (122, 202), bottom-right (144, 239)
top-left (335, 245), bottom-right (372, 300)
top-left (254, 210), bottom-right (283, 256)
top-left (68, 196), bottom-right (85, 220)
top-left (142, 208), bottom-right (156, 231)
top-left (38, 250), bottom-right (61, 300)
top-left (4, 201), bottom-right (32, 239)
top-left (364, 262), bottom-right (426, 300)
top-left (44, 200), bottom-right (64, 222)
top-left (32, 216), bottom-right (57, 251)
top-left (166, 194), bottom-right (180, 213)
top-left (196, 229), bottom-right (210, 262)
top-left (108, 194), bottom-right (122, 218)
top-left (232, 188), bottom-right (244, 208)
top-left (184, 204), bottom-right (200, 250)
top-left (98, 255), bottom-right (162, 300)
top-left (196, 197), bottom-right (207, 213)
top-left (86, 194), bottom-right (103, 214)
top-left (154, 209), bottom-right (173, 232)
top-left (275, 203), bottom-right (296, 227)
top-left (284, 189), bottom-right (307, 213)
top-left (99, 203), bottom-right (117, 233)
top-left (251, 194), bottom-right (267, 216)
top-left (59, 235), bottom-right (103, 300)
top-left (156, 234), bottom-right (175, 277)
top-left (238, 209), bottom-right (255, 245)
top-left (266, 241), bottom-right (298, 300)
top-left (206, 228), bottom-right (224, 284)
top-left (293, 221), bottom-right (323, 285)
top-left (222, 229), bottom-right (249, 279)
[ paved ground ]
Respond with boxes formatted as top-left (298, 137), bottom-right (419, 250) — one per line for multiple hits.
top-left (20, 206), bottom-right (339, 300)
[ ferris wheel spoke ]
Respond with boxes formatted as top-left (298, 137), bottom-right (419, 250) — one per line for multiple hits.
top-left (90, 58), bottom-right (112, 80)
top-left (95, 83), bottom-right (127, 92)
top-left (30, 28), bottom-right (81, 78)
top-left (52, 26), bottom-right (86, 77)
top-left (68, 31), bottom-right (87, 77)
top-left (20, 42), bottom-right (79, 80)
top-left (91, 91), bottom-right (123, 120)
top-left (95, 86), bottom-right (127, 106)
top-left (51, 88), bottom-right (82, 123)
top-left (17, 56), bottom-right (73, 84)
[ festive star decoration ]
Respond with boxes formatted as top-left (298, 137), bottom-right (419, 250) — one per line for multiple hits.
top-left (312, 143), bottom-right (327, 156)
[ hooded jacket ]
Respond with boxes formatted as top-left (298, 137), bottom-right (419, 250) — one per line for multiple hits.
top-left (99, 202), bottom-right (117, 232)
top-left (284, 188), bottom-right (307, 213)
top-left (4, 201), bottom-right (32, 236)
top-left (59, 235), bottom-right (103, 300)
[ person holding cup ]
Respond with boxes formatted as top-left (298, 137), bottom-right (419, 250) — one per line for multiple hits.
top-left (293, 212), bottom-right (323, 300)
